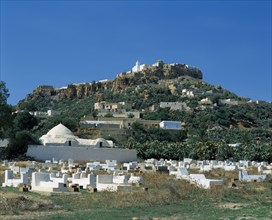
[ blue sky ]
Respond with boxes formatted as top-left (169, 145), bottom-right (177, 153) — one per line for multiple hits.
top-left (0, 0), bottom-right (271, 105)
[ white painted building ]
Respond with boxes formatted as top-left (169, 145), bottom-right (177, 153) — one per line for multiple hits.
top-left (47, 110), bottom-right (61, 116)
top-left (40, 123), bottom-right (113, 147)
top-left (0, 139), bottom-right (9, 148)
top-left (160, 102), bottom-right (189, 111)
top-left (181, 89), bottom-right (195, 97)
top-left (132, 60), bottom-right (148, 72)
top-left (94, 101), bottom-right (132, 113)
top-left (219, 99), bottom-right (240, 106)
top-left (30, 110), bottom-right (61, 118)
top-left (27, 124), bottom-right (137, 162)
top-left (199, 98), bottom-right (213, 105)
top-left (159, 121), bottom-right (182, 130)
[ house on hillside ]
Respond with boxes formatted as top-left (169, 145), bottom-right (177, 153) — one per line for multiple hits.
top-left (160, 102), bottom-right (190, 111)
top-left (80, 120), bottom-right (121, 129)
top-left (218, 99), bottom-right (239, 106)
top-left (29, 110), bottom-right (61, 118)
top-left (0, 139), bottom-right (9, 148)
top-left (81, 117), bottom-right (161, 130)
top-left (94, 101), bottom-right (132, 113)
top-left (199, 98), bottom-right (213, 105)
top-left (97, 111), bottom-right (141, 119)
top-left (181, 89), bottom-right (195, 97)
top-left (47, 110), bottom-right (61, 116)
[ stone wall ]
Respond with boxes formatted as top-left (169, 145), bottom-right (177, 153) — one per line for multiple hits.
top-left (27, 145), bottom-right (137, 162)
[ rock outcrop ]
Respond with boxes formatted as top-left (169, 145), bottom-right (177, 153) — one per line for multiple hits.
top-left (19, 61), bottom-right (202, 103)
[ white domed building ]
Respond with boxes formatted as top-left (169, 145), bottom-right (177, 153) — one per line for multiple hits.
top-left (40, 123), bottom-right (113, 148)
top-left (27, 124), bottom-right (136, 162)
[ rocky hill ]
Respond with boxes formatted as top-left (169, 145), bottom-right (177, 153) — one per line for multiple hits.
top-left (19, 61), bottom-right (203, 103)
top-left (16, 60), bottom-right (271, 126)
top-left (12, 60), bottom-right (272, 162)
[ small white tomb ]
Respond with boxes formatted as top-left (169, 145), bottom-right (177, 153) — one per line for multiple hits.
top-left (31, 172), bottom-right (68, 192)
top-left (2, 170), bottom-right (28, 187)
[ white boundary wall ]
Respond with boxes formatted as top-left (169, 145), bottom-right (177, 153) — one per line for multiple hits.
top-left (27, 145), bottom-right (137, 162)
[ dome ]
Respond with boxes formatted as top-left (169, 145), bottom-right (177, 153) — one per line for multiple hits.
top-left (39, 123), bottom-right (113, 147)
top-left (46, 123), bottom-right (75, 138)
top-left (40, 123), bottom-right (78, 146)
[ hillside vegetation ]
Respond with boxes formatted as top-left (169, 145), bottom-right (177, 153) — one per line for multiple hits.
top-left (3, 60), bottom-right (272, 162)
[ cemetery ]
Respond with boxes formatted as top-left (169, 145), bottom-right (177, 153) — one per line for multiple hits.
top-left (0, 157), bottom-right (271, 219)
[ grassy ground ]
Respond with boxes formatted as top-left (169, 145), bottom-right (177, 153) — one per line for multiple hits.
top-left (0, 171), bottom-right (271, 220)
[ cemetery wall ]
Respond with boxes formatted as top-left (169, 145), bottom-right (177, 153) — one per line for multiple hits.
top-left (27, 145), bottom-right (137, 162)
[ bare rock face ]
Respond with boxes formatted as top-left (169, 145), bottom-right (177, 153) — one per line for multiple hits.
top-left (66, 85), bottom-right (77, 100)
top-left (111, 77), bottom-right (130, 91)
top-left (75, 83), bottom-right (97, 99)
top-left (33, 85), bottom-right (55, 97)
top-left (19, 62), bottom-right (203, 104)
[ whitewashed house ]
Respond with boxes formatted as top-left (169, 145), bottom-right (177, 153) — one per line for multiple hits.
top-left (160, 102), bottom-right (189, 111)
top-left (47, 110), bottom-right (61, 116)
top-left (160, 121), bottom-right (182, 130)
top-left (0, 139), bottom-right (9, 148)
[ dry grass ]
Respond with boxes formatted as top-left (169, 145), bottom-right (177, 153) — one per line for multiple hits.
top-left (0, 166), bottom-right (9, 184)
top-left (0, 190), bottom-right (54, 215)
top-left (46, 172), bottom-right (203, 212)
top-left (15, 161), bottom-right (33, 167)
top-left (0, 166), bottom-right (271, 219)
top-left (217, 202), bottom-right (249, 210)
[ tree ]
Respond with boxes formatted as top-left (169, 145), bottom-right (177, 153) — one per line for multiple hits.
top-left (144, 108), bottom-right (170, 120)
top-left (0, 81), bottom-right (12, 139)
top-left (92, 111), bottom-right (98, 119)
top-left (104, 113), bottom-right (113, 118)
top-left (132, 122), bottom-right (145, 132)
top-left (127, 113), bottom-right (134, 118)
top-left (5, 131), bottom-right (40, 159)
top-left (12, 111), bottom-right (38, 133)
top-left (0, 81), bottom-right (9, 104)
top-left (32, 115), bottom-right (78, 137)
top-left (187, 99), bottom-right (198, 108)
